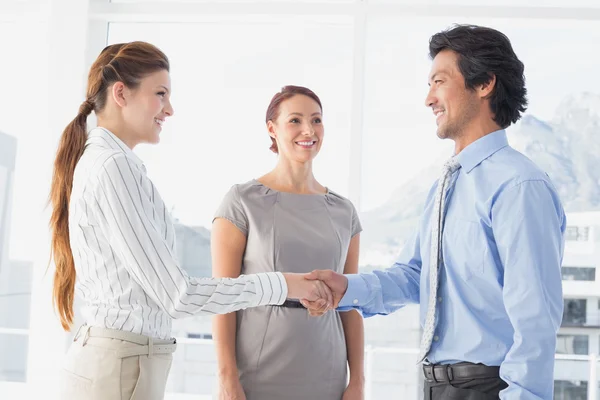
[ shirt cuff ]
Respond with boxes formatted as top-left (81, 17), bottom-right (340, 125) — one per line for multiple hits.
top-left (252, 272), bottom-right (287, 306)
top-left (338, 273), bottom-right (370, 308)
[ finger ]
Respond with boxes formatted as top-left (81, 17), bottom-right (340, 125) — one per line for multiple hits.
top-left (301, 299), bottom-right (326, 316)
top-left (304, 270), bottom-right (319, 280)
top-left (309, 306), bottom-right (327, 317)
top-left (316, 281), bottom-right (332, 306)
top-left (308, 308), bottom-right (325, 317)
top-left (301, 298), bottom-right (321, 310)
top-left (305, 269), bottom-right (329, 281)
top-left (317, 299), bottom-right (329, 313)
top-left (322, 281), bottom-right (334, 308)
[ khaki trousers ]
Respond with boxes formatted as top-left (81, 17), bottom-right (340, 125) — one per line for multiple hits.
top-left (60, 325), bottom-right (177, 400)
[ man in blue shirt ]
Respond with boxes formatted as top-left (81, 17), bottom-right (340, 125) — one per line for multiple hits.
top-left (303, 25), bottom-right (566, 400)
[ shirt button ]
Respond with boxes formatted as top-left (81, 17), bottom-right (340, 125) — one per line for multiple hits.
top-left (353, 299), bottom-right (359, 305)
top-left (434, 336), bottom-right (439, 341)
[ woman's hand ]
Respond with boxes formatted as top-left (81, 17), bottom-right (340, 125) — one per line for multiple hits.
top-left (283, 272), bottom-right (333, 309)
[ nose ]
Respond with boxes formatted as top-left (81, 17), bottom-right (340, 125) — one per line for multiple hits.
top-left (164, 99), bottom-right (174, 117)
top-left (302, 122), bottom-right (314, 136)
top-left (425, 86), bottom-right (436, 108)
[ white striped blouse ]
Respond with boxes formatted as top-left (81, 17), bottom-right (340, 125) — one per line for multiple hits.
top-left (68, 127), bottom-right (287, 339)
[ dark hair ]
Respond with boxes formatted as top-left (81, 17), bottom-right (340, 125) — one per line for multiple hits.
top-left (49, 41), bottom-right (169, 331)
top-left (265, 85), bottom-right (323, 154)
top-left (429, 24), bottom-right (527, 128)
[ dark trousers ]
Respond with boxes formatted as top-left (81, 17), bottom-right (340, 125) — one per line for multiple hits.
top-left (423, 363), bottom-right (508, 400)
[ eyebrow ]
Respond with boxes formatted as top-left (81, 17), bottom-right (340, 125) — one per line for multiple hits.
top-left (157, 85), bottom-right (170, 93)
top-left (287, 112), bottom-right (322, 117)
top-left (428, 71), bottom-right (448, 85)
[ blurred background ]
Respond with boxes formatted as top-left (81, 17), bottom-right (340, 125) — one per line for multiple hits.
top-left (1, 0), bottom-right (599, 398)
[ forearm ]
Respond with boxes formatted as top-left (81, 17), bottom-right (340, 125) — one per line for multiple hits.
top-left (341, 310), bottom-right (365, 385)
top-left (338, 267), bottom-right (420, 316)
top-left (213, 313), bottom-right (239, 379)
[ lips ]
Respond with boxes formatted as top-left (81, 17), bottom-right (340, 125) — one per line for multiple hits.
top-left (433, 109), bottom-right (445, 124)
top-left (295, 140), bottom-right (317, 148)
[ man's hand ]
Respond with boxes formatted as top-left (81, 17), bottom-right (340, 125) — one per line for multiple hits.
top-left (300, 270), bottom-right (348, 316)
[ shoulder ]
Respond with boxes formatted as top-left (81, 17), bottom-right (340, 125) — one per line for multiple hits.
top-left (326, 189), bottom-right (358, 214)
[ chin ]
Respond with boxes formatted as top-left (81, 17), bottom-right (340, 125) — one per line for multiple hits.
top-left (143, 134), bottom-right (160, 145)
top-left (294, 154), bottom-right (317, 164)
top-left (436, 125), bottom-right (452, 140)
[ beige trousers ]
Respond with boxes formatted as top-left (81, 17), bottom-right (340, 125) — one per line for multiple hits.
top-left (60, 325), bottom-right (177, 400)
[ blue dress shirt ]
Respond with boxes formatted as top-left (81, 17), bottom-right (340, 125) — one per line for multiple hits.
top-left (340, 130), bottom-right (566, 399)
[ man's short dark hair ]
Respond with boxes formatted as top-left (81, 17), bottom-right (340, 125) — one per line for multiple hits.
top-left (429, 24), bottom-right (528, 128)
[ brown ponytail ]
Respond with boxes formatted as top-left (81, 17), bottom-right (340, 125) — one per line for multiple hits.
top-left (49, 42), bottom-right (169, 330)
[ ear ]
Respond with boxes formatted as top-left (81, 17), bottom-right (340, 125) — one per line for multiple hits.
top-left (111, 81), bottom-right (128, 108)
top-left (479, 73), bottom-right (496, 99)
top-left (267, 120), bottom-right (277, 140)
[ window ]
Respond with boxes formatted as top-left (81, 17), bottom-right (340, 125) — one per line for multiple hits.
top-left (0, 130), bottom-right (29, 384)
top-left (108, 18), bottom-right (354, 230)
top-left (563, 299), bottom-right (587, 326)
top-left (556, 334), bottom-right (589, 355)
top-left (186, 333), bottom-right (213, 340)
top-left (562, 266), bottom-right (596, 281)
top-left (0, 164), bottom-right (10, 270)
top-left (566, 226), bottom-right (591, 242)
top-left (554, 380), bottom-right (588, 400)
top-left (108, 16), bottom-right (354, 397)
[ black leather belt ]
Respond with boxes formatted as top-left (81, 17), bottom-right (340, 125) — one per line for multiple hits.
top-left (275, 300), bottom-right (306, 309)
top-left (423, 363), bottom-right (500, 383)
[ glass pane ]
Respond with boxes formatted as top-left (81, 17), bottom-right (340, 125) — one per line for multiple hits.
top-left (562, 266), bottom-right (596, 281)
top-left (0, 22), bottom-right (33, 386)
top-left (554, 380), bottom-right (588, 400)
top-left (369, 346), bottom-right (421, 399)
top-left (0, 333), bottom-right (28, 382)
top-left (0, 164), bottom-right (8, 267)
top-left (108, 18), bottom-right (354, 229)
top-left (166, 341), bottom-right (217, 396)
top-left (108, 17), bottom-right (354, 397)
top-left (563, 299), bottom-right (587, 326)
top-left (566, 226), bottom-right (591, 242)
top-left (556, 334), bottom-right (589, 355)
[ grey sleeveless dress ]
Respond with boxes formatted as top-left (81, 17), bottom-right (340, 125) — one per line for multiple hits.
top-left (214, 179), bottom-right (362, 400)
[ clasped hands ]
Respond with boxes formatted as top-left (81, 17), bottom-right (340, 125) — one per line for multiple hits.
top-left (283, 270), bottom-right (348, 316)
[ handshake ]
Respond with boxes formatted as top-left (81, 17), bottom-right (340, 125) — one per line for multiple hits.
top-left (283, 270), bottom-right (349, 316)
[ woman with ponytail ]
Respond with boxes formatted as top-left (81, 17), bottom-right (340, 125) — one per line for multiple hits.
top-left (49, 41), bottom-right (333, 400)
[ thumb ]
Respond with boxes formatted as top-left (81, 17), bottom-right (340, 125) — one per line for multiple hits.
top-left (304, 270), bottom-right (322, 281)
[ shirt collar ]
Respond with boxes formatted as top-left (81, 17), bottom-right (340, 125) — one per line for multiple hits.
top-left (456, 129), bottom-right (509, 173)
top-left (87, 127), bottom-right (146, 172)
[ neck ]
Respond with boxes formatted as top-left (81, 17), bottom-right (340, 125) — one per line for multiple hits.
top-left (266, 158), bottom-right (322, 194)
top-left (453, 117), bottom-right (502, 154)
top-left (96, 116), bottom-right (137, 150)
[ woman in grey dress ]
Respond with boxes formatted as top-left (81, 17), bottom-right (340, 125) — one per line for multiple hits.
top-left (212, 86), bottom-right (364, 400)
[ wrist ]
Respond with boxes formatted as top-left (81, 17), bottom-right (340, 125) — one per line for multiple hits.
top-left (282, 273), bottom-right (300, 299)
top-left (348, 374), bottom-right (365, 387)
top-left (217, 366), bottom-right (239, 380)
